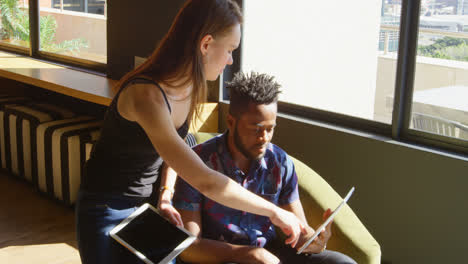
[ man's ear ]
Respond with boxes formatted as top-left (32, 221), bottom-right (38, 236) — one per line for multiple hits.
top-left (200, 34), bottom-right (214, 56)
top-left (227, 114), bottom-right (235, 131)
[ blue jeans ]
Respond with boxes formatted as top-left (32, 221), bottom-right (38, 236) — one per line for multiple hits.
top-left (75, 190), bottom-right (177, 264)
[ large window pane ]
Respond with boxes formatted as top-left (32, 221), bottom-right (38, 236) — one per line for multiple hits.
top-left (377, 0), bottom-right (401, 124)
top-left (0, 0), bottom-right (29, 49)
top-left (39, 0), bottom-right (106, 63)
top-left (241, 0), bottom-right (400, 124)
top-left (51, 0), bottom-right (105, 15)
top-left (412, 1), bottom-right (468, 141)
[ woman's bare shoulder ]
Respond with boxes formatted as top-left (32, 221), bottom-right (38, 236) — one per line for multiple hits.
top-left (118, 82), bottom-right (170, 122)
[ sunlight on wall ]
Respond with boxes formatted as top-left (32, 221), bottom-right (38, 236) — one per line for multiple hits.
top-left (242, 0), bottom-right (382, 119)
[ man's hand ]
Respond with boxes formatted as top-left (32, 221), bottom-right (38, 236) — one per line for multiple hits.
top-left (296, 208), bottom-right (333, 254)
top-left (157, 199), bottom-right (184, 227)
top-left (270, 207), bottom-right (306, 247)
top-left (242, 247), bottom-right (280, 264)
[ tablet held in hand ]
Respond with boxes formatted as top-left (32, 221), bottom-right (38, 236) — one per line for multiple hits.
top-left (297, 187), bottom-right (355, 254)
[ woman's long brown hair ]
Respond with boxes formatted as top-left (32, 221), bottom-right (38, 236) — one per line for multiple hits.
top-left (117, 0), bottom-right (243, 126)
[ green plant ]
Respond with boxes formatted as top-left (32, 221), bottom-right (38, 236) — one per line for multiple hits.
top-left (0, 0), bottom-right (28, 41)
top-left (418, 36), bottom-right (468, 62)
top-left (0, 0), bottom-right (88, 54)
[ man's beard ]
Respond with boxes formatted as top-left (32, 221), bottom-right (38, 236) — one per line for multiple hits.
top-left (233, 123), bottom-right (265, 161)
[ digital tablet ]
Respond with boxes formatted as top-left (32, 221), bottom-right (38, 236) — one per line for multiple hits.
top-left (297, 187), bottom-right (355, 254)
top-left (110, 203), bottom-right (196, 264)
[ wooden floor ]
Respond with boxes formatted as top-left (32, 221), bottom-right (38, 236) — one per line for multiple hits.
top-left (0, 173), bottom-right (81, 264)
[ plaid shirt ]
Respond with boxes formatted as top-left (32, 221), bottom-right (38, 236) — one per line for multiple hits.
top-left (173, 132), bottom-right (299, 247)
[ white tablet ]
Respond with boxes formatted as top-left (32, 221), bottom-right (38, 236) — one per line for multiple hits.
top-left (110, 203), bottom-right (196, 264)
top-left (297, 187), bottom-right (355, 254)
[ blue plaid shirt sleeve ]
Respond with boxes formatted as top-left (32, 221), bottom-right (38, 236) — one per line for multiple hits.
top-left (173, 177), bottom-right (202, 211)
top-left (278, 155), bottom-right (300, 206)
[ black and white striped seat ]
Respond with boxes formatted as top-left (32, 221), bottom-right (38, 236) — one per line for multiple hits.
top-left (0, 96), bottom-right (32, 172)
top-left (37, 118), bottom-right (101, 205)
top-left (83, 140), bottom-right (96, 162)
top-left (36, 116), bottom-right (96, 194)
top-left (0, 95), bottom-right (31, 106)
top-left (2, 103), bottom-right (75, 183)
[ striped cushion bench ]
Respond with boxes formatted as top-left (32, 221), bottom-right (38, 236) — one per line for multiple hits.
top-left (0, 96), bottom-right (32, 172)
top-left (37, 118), bottom-right (101, 205)
top-left (83, 140), bottom-right (96, 162)
top-left (0, 96), bottom-right (31, 106)
top-left (1, 103), bottom-right (76, 183)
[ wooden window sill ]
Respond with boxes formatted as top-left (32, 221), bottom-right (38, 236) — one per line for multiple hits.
top-left (0, 51), bottom-right (117, 106)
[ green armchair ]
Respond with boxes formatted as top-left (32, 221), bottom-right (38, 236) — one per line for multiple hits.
top-left (193, 132), bottom-right (381, 264)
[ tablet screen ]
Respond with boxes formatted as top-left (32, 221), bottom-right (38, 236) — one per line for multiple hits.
top-left (114, 205), bottom-right (192, 263)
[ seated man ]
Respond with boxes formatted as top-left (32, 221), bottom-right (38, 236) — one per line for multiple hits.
top-left (173, 72), bottom-right (356, 264)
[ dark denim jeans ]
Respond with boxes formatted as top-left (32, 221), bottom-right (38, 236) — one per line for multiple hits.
top-left (265, 239), bottom-right (357, 264)
top-left (75, 190), bottom-right (177, 264)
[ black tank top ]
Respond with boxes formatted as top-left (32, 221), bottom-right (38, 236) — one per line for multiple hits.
top-left (81, 77), bottom-right (189, 197)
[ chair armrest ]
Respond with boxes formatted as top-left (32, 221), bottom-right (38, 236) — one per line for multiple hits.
top-left (193, 132), bottom-right (219, 145)
top-left (291, 157), bottom-right (381, 264)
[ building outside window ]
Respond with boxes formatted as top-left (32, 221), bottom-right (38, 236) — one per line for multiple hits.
top-left (41, 0), bottom-right (106, 64)
top-left (0, 0), bottom-right (106, 65)
top-left (412, 0), bottom-right (468, 141)
top-left (51, 0), bottom-right (105, 15)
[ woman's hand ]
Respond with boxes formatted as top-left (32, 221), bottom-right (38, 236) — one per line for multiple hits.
top-left (269, 207), bottom-right (306, 247)
top-left (157, 195), bottom-right (184, 227)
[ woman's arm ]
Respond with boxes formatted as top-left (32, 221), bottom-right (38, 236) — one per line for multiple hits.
top-left (157, 162), bottom-right (183, 227)
top-left (122, 84), bottom-right (304, 246)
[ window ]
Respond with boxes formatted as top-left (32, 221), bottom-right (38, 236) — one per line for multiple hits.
top-left (241, 0), bottom-right (399, 125)
top-left (0, 0), bottom-right (30, 50)
top-left (410, 2), bottom-right (468, 142)
top-left (225, 0), bottom-right (467, 154)
top-left (51, 0), bottom-right (105, 15)
top-left (0, 0), bottom-right (106, 70)
top-left (39, 0), bottom-right (106, 64)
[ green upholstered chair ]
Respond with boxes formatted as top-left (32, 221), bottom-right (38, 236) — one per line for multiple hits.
top-left (193, 132), bottom-right (381, 264)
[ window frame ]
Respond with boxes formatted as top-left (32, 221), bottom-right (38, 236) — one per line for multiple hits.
top-left (0, 0), bottom-right (106, 73)
top-left (222, 0), bottom-right (468, 156)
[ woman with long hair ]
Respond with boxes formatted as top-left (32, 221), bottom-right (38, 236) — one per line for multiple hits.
top-left (76, 1), bottom-right (305, 263)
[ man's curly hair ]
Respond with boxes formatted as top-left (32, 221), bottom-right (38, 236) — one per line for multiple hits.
top-left (227, 71), bottom-right (282, 117)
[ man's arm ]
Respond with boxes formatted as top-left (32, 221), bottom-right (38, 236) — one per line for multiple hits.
top-left (280, 199), bottom-right (308, 226)
top-left (280, 200), bottom-right (332, 254)
top-left (178, 209), bottom-right (280, 264)
top-left (278, 154), bottom-right (330, 253)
